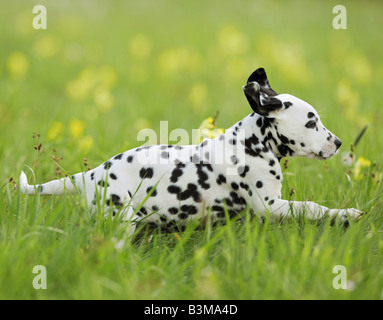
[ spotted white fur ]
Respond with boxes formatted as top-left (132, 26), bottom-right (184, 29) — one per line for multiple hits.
top-left (20, 68), bottom-right (364, 235)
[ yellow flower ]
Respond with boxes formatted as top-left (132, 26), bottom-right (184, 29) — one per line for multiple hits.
top-left (345, 52), bottom-right (372, 86)
top-left (77, 136), bottom-right (94, 154)
top-left (93, 86), bottom-right (115, 112)
top-left (98, 65), bottom-right (118, 88)
top-left (353, 156), bottom-right (371, 180)
top-left (69, 118), bottom-right (86, 139)
top-left (337, 79), bottom-right (359, 109)
top-left (128, 34), bottom-right (152, 61)
top-left (218, 25), bottom-right (249, 56)
top-left (66, 66), bottom-right (117, 102)
top-left (198, 116), bottom-right (225, 142)
top-left (66, 68), bottom-right (95, 100)
top-left (46, 121), bottom-right (64, 141)
top-left (157, 47), bottom-right (201, 76)
top-left (358, 157), bottom-right (371, 167)
top-left (7, 52), bottom-right (29, 78)
top-left (189, 82), bottom-right (208, 109)
top-left (33, 35), bottom-right (60, 59)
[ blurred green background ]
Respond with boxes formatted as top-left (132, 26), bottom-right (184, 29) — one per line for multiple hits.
top-left (1, 0), bottom-right (383, 300)
top-left (1, 0), bottom-right (382, 176)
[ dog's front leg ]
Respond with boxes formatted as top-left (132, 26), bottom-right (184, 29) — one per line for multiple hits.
top-left (260, 199), bottom-right (364, 223)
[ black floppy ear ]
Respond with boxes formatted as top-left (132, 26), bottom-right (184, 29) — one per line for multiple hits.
top-left (247, 67), bottom-right (278, 96)
top-left (243, 81), bottom-right (283, 117)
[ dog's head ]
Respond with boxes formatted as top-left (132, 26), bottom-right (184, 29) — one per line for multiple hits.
top-left (243, 68), bottom-right (341, 159)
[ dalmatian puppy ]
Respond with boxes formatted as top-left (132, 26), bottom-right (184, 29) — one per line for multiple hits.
top-left (20, 68), bottom-right (364, 234)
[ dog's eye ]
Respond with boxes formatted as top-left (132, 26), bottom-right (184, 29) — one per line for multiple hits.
top-left (305, 120), bottom-right (316, 129)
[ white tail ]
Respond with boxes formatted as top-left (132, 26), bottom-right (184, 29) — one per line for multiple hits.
top-left (19, 170), bottom-right (80, 195)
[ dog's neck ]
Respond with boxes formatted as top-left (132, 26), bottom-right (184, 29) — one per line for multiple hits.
top-left (225, 112), bottom-right (294, 161)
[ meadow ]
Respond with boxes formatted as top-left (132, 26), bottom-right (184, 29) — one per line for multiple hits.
top-left (0, 0), bottom-right (383, 300)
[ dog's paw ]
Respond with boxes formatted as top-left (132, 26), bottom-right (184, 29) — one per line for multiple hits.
top-left (338, 208), bottom-right (366, 226)
top-left (345, 208), bottom-right (366, 220)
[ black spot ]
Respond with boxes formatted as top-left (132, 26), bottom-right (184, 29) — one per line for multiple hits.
top-left (195, 164), bottom-right (210, 189)
top-left (200, 140), bottom-right (208, 147)
top-left (269, 159), bottom-right (275, 167)
top-left (97, 180), bottom-right (109, 187)
top-left (256, 117), bottom-right (263, 127)
top-left (168, 184), bottom-right (201, 203)
top-left (139, 167), bottom-right (154, 179)
top-left (168, 185), bottom-right (181, 194)
top-left (161, 151), bottom-right (169, 159)
top-left (106, 194), bottom-right (123, 207)
top-left (278, 134), bottom-right (289, 144)
top-left (139, 207), bottom-right (148, 215)
top-left (283, 101), bottom-right (292, 108)
top-left (229, 139), bottom-right (236, 145)
top-left (152, 205), bottom-right (159, 211)
top-left (231, 182), bottom-right (239, 190)
top-left (277, 144), bottom-right (294, 157)
top-left (239, 182), bottom-right (249, 190)
top-left (256, 181), bottom-right (263, 188)
top-left (103, 161), bottom-right (113, 170)
top-left (168, 207), bottom-right (179, 215)
top-left (231, 155), bottom-right (239, 164)
top-left (127, 156), bottom-right (134, 163)
top-left (110, 173), bottom-right (117, 180)
top-left (181, 205), bottom-right (198, 215)
top-left (182, 183), bottom-right (202, 202)
top-left (38, 185), bottom-right (44, 193)
top-left (307, 112), bottom-right (315, 118)
top-left (260, 117), bottom-right (274, 136)
top-left (146, 186), bottom-right (157, 197)
top-left (114, 153), bottom-right (123, 160)
top-left (300, 143), bottom-right (305, 147)
top-left (191, 154), bottom-right (200, 164)
top-left (269, 170), bottom-right (276, 175)
top-left (268, 200), bottom-right (275, 206)
top-left (223, 198), bottom-right (233, 207)
top-left (241, 134), bottom-right (262, 157)
top-left (216, 174), bottom-right (226, 185)
top-left (170, 167), bottom-right (184, 183)
top-left (230, 191), bottom-right (246, 205)
top-left (238, 165), bottom-right (250, 178)
top-left (179, 213), bottom-right (188, 220)
top-left (305, 120), bottom-right (317, 129)
top-left (90, 172), bottom-right (95, 180)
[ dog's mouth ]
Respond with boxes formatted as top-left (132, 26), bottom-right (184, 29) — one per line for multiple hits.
top-left (309, 150), bottom-right (337, 160)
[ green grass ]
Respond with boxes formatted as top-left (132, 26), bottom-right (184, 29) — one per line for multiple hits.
top-left (1, 0), bottom-right (383, 299)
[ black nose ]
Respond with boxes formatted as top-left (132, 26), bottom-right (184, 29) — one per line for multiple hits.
top-left (334, 139), bottom-right (342, 149)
